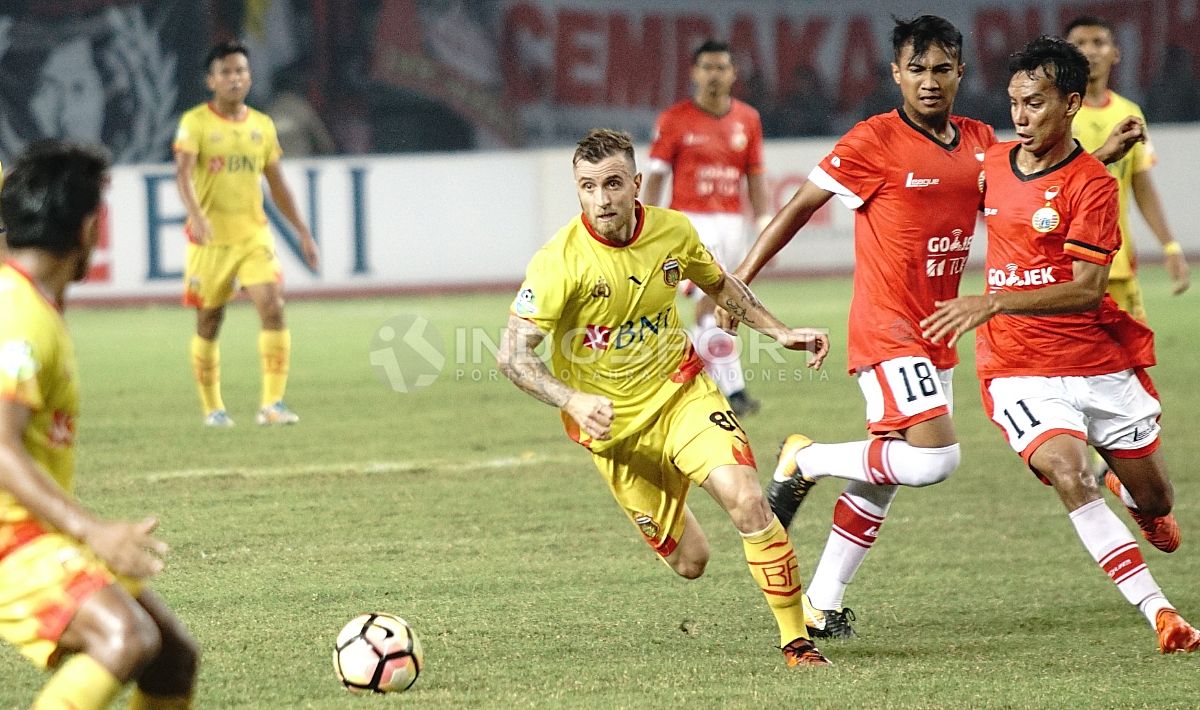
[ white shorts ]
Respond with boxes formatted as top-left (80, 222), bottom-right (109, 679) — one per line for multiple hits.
top-left (682, 212), bottom-right (749, 301)
top-left (857, 356), bottom-right (953, 435)
top-left (983, 369), bottom-right (1161, 465)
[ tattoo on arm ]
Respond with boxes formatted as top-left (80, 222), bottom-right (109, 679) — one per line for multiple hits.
top-left (721, 276), bottom-right (762, 326)
top-left (498, 316), bottom-right (575, 408)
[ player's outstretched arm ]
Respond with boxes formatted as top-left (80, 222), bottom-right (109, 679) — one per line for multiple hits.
top-left (733, 180), bottom-right (834, 284)
top-left (173, 150), bottom-right (211, 244)
top-left (921, 260), bottom-right (1109, 346)
top-left (1091, 115), bottom-right (1145, 165)
top-left (264, 162), bottom-right (320, 270)
top-left (497, 315), bottom-right (615, 440)
top-left (700, 273), bottom-right (829, 369)
top-left (0, 401), bottom-right (166, 579)
top-left (1132, 170), bottom-right (1190, 295)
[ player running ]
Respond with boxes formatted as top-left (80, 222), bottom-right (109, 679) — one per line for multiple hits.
top-left (922, 36), bottom-right (1200, 654)
top-left (499, 129), bottom-right (832, 667)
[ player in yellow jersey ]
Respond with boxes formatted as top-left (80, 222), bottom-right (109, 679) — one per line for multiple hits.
top-left (1066, 15), bottom-right (1190, 320)
top-left (0, 141), bottom-right (199, 709)
top-left (174, 40), bottom-right (319, 428)
top-left (498, 129), bottom-right (833, 667)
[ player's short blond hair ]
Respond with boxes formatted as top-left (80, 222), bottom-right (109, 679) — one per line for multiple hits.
top-left (573, 129), bottom-right (636, 169)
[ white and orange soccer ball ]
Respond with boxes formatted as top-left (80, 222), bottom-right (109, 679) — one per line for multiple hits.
top-left (333, 613), bottom-right (424, 694)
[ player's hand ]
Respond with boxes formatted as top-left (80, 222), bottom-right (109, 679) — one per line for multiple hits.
top-left (776, 328), bottom-right (829, 369)
top-left (714, 306), bottom-right (740, 333)
top-left (563, 392), bottom-right (615, 441)
top-left (84, 516), bottom-right (168, 580)
top-left (299, 231), bottom-right (320, 271)
top-left (188, 214), bottom-right (213, 244)
top-left (1096, 115), bottom-right (1145, 164)
top-left (921, 295), bottom-right (998, 347)
top-left (1166, 251), bottom-right (1190, 295)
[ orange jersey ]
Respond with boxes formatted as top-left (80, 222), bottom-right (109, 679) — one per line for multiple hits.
top-left (648, 99), bottom-right (764, 214)
top-left (976, 142), bottom-right (1154, 379)
top-left (810, 110), bottom-right (997, 372)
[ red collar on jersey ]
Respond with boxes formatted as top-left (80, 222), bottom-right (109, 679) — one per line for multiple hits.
top-left (581, 201), bottom-right (646, 248)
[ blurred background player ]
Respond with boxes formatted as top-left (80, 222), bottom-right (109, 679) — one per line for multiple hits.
top-left (174, 40), bottom-right (319, 428)
top-left (498, 129), bottom-right (832, 667)
top-left (643, 40), bottom-right (772, 416)
top-left (922, 36), bottom-right (1199, 655)
top-left (1065, 15), bottom-right (1190, 319)
top-left (0, 141), bottom-right (200, 708)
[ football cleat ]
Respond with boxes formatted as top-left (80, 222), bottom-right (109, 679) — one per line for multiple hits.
top-left (781, 636), bottom-right (832, 667)
top-left (203, 410), bottom-right (235, 428)
top-left (257, 401), bottom-right (300, 426)
top-left (766, 434), bottom-right (818, 529)
top-left (804, 594), bottom-right (858, 639)
top-left (1155, 608), bottom-right (1200, 654)
top-left (1105, 472), bottom-right (1180, 553)
top-left (728, 390), bottom-right (761, 417)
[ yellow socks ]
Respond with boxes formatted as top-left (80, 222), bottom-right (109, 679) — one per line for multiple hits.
top-left (33, 653), bottom-right (121, 710)
top-left (190, 335), bottom-right (224, 414)
top-left (258, 329), bottom-right (291, 407)
top-left (741, 516), bottom-right (809, 646)
top-left (129, 689), bottom-right (193, 710)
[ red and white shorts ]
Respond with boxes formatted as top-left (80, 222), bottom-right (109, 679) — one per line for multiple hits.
top-left (982, 369), bottom-right (1161, 466)
top-left (680, 212), bottom-right (749, 300)
top-left (857, 356), bottom-right (953, 435)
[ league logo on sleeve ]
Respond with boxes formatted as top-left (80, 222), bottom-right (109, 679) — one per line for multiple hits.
top-left (0, 340), bottom-right (37, 383)
top-left (513, 288), bottom-right (536, 316)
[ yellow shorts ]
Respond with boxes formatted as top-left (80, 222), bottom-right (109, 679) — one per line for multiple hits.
top-left (587, 375), bottom-right (756, 558)
top-left (183, 236), bottom-right (281, 309)
top-left (0, 523), bottom-right (139, 668)
top-left (1106, 277), bottom-right (1146, 322)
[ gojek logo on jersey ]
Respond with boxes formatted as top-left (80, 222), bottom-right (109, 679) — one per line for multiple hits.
top-left (582, 306), bottom-right (673, 351)
top-left (987, 262), bottom-right (1056, 288)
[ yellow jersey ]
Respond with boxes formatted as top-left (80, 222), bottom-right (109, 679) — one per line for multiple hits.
top-left (511, 203), bottom-right (724, 451)
top-left (1072, 91), bottom-right (1156, 280)
top-left (172, 102), bottom-right (282, 245)
top-left (0, 262), bottom-right (79, 524)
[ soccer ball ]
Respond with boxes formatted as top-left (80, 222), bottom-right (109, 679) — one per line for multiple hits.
top-left (333, 613), bottom-right (424, 694)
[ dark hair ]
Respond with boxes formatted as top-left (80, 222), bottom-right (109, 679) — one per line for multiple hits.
top-left (892, 15), bottom-right (963, 62)
top-left (692, 39), bottom-right (731, 64)
top-left (1, 140), bottom-right (110, 255)
top-left (1064, 15), bottom-right (1117, 40)
top-left (573, 129), bottom-right (636, 168)
top-left (1008, 36), bottom-right (1089, 98)
top-left (205, 40), bottom-right (249, 72)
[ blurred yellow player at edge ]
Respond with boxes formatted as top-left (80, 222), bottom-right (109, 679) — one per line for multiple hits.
top-left (0, 140), bottom-right (200, 708)
top-left (174, 40), bottom-right (319, 428)
top-left (498, 129), bottom-right (833, 667)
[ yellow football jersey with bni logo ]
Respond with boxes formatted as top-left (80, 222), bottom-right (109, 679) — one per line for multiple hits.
top-left (1072, 91), bottom-right (1156, 280)
top-left (173, 103), bottom-right (282, 245)
top-left (512, 203), bottom-right (724, 451)
top-left (0, 263), bottom-right (79, 523)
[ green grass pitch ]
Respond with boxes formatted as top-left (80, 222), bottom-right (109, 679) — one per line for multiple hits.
top-left (1, 267), bottom-right (1197, 708)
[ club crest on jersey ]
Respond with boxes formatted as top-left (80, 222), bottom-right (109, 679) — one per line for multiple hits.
top-left (1031, 207), bottom-right (1060, 233)
top-left (634, 513), bottom-right (660, 540)
top-left (591, 277), bottom-right (611, 298)
top-left (662, 258), bottom-right (681, 287)
top-left (513, 287), bottom-right (536, 316)
top-left (730, 122), bottom-right (748, 151)
top-left (250, 129), bottom-right (263, 143)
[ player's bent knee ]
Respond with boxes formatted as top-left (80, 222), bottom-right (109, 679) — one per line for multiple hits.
top-left (670, 556), bottom-right (708, 580)
top-left (904, 443), bottom-right (961, 487)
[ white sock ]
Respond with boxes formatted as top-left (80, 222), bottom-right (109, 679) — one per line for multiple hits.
top-left (695, 314), bottom-right (745, 397)
top-left (1069, 498), bottom-right (1167, 627)
top-left (806, 482), bottom-right (898, 611)
top-left (787, 438), bottom-right (959, 487)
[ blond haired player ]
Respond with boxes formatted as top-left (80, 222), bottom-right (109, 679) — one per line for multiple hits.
top-left (174, 40), bottom-right (319, 427)
top-left (1066, 15), bottom-right (1190, 320)
top-left (498, 129), bottom-right (832, 667)
top-left (0, 141), bottom-right (199, 708)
